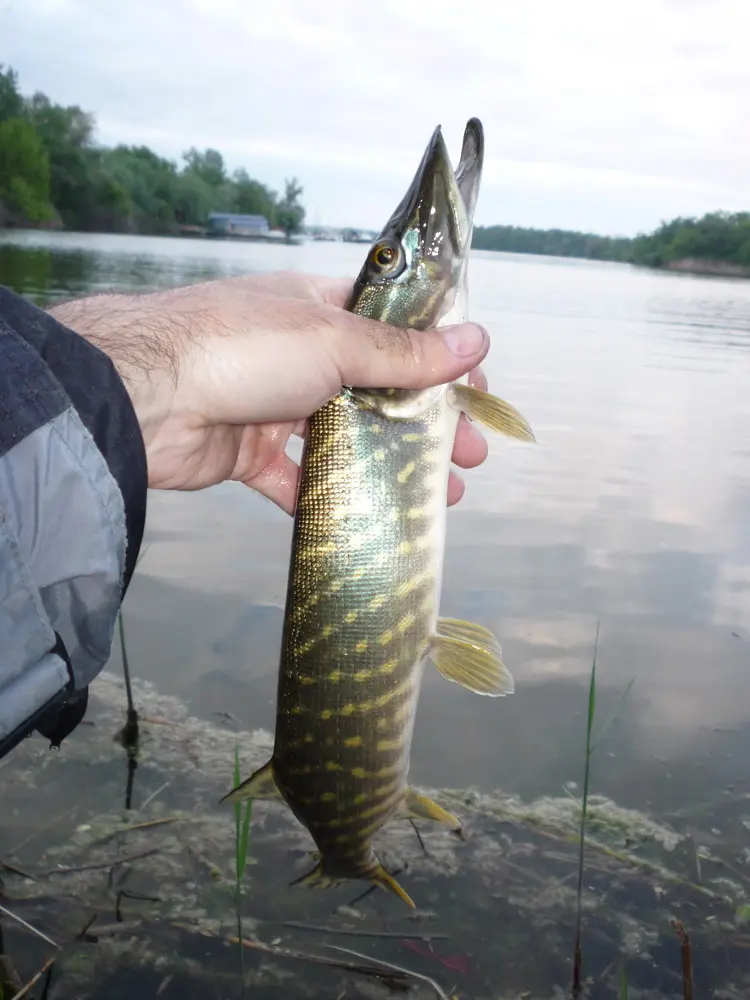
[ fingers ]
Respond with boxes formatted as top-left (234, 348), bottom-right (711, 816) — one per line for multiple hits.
top-left (452, 413), bottom-right (488, 469)
top-left (320, 305), bottom-right (490, 392)
top-left (447, 470), bottom-right (465, 506)
top-left (468, 365), bottom-right (488, 393)
top-left (244, 451), bottom-right (300, 515)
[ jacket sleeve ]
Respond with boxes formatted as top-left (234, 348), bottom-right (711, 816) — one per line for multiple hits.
top-left (0, 285), bottom-right (148, 758)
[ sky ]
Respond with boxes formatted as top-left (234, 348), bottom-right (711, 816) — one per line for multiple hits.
top-left (5, 0), bottom-right (750, 235)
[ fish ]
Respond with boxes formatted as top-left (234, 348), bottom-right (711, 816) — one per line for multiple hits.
top-left (222, 118), bottom-right (535, 908)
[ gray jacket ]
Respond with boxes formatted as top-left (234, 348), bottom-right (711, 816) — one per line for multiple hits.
top-left (0, 285), bottom-right (147, 759)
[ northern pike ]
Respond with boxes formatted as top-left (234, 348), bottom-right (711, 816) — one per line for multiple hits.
top-left (223, 118), bottom-right (535, 907)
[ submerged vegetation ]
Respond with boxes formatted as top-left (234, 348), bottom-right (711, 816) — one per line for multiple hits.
top-left (0, 669), bottom-right (748, 999)
top-left (0, 65), bottom-right (305, 237)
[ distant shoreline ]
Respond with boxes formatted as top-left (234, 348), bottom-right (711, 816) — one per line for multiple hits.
top-left (659, 257), bottom-right (750, 279)
top-left (4, 225), bottom-right (750, 282)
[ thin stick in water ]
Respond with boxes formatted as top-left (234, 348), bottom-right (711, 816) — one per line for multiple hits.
top-left (671, 920), bottom-right (694, 1000)
top-left (0, 905), bottom-right (61, 952)
top-left (39, 847), bottom-right (159, 876)
top-left (282, 921), bottom-right (448, 941)
top-left (9, 956), bottom-right (56, 1000)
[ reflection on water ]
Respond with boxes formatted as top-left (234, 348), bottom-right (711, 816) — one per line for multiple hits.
top-left (2, 229), bottom-right (750, 996)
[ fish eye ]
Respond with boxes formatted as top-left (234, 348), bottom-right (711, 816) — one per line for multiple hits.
top-left (369, 240), bottom-right (405, 277)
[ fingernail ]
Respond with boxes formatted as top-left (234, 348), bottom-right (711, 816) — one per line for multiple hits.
top-left (441, 323), bottom-right (488, 358)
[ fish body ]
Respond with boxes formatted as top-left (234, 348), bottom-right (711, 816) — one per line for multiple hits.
top-left (223, 119), bottom-right (534, 907)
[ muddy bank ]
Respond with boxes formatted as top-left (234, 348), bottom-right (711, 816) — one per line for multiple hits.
top-left (661, 257), bottom-right (750, 279)
top-left (0, 672), bottom-right (749, 999)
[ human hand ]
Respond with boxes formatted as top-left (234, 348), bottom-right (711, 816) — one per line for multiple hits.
top-left (50, 271), bottom-right (491, 514)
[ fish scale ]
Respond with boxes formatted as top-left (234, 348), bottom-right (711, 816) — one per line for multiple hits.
top-left (275, 395), bottom-right (444, 864)
top-left (223, 118), bottom-right (536, 908)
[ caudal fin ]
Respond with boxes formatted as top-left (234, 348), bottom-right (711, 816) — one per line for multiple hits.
top-left (290, 858), bottom-right (415, 908)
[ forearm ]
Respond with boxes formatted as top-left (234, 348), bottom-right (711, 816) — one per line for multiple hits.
top-left (48, 291), bottom-right (181, 448)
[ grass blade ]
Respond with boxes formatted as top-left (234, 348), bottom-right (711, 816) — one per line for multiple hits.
top-left (572, 620), bottom-right (599, 996)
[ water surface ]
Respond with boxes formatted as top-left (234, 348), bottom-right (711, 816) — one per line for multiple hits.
top-left (1, 230), bottom-right (750, 997)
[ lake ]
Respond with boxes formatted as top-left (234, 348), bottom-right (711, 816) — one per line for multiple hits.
top-left (1, 229), bottom-right (749, 999)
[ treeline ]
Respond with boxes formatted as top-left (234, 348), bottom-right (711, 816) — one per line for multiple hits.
top-left (473, 212), bottom-right (750, 271)
top-left (0, 65), bottom-right (305, 236)
top-left (472, 224), bottom-right (632, 262)
top-left (627, 212), bottom-right (750, 268)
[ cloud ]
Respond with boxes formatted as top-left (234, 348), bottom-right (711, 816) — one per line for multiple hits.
top-left (5, 0), bottom-right (750, 232)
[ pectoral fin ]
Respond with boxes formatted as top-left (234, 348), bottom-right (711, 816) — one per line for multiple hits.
top-left (428, 621), bottom-right (514, 696)
top-left (449, 383), bottom-right (535, 442)
top-left (220, 758), bottom-right (282, 804)
top-left (437, 617), bottom-right (503, 656)
top-left (397, 787), bottom-right (462, 831)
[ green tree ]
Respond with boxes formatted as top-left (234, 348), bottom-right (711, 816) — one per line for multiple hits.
top-left (230, 168), bottom-right (277, 222)
top-left (275, 176), bottom-right (305, 238)
top-left (0, 65), bottom-right (23, 122)
top-left (182, 146), bottom-right (226, 188)
top-left (24, 92), bottom-right (96, 228)
top-left (0, 65), bottom-right (305, 237)
top-left (0, 117), bottom-right (54, 222)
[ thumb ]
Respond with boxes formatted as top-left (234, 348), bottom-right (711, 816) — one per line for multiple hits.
top-left (321, 308), bottom-right (490, 390)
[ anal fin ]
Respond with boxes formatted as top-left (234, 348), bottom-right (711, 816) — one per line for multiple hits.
top-left (397, 787), bottom-right (462, 833)
top-left (449, 383), bottom-right (535, 442)
top-left (220, 758), bottom-right (282, 805)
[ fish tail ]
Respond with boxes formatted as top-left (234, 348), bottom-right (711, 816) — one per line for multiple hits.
top-left (290, 857), bottom-right (415, 909)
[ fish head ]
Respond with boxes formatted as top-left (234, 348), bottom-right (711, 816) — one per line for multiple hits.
top-left (348, 117), bottom-right (483, 332)
top-left (346, 118), bottom-right (484, 418)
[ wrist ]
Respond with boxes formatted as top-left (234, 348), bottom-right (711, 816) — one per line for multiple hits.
top-left (48, 293), bottom-right (179, 448)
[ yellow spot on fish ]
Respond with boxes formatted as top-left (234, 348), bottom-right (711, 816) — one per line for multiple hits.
top-left (351, 568), bottom-right (365, 581)
top-left (397, 461), bottom-right (416, 483)
top-left (321, 709), bottom-right (333, 720)
top-left (351, 767), bottom-right (367, 779)
top-left (304, 733), bottom-right (314, 743)
top-left (395, 573), bottom-right (427, 597)
top-left (325, 761), bottom-right (343, 772)
top-left (320, 792), bottom-right (336, 802)
top-left (377, 738), bottom-right (402, 751)
top-left (328, 669), bottom-right (342, 682)
top-left (295, 639), bottom-right (316, 656)
top-left (369, 595), bottom-right (387, 611)
top-left (341, 703), bottom-right (356, 716)
top-left (329, 580), bottom-right (342, 593)
top-left (353, 670), bottom-right (372, 682)
top-left (376, 717), bottom-right (388, 731)
top-left (298, 542), bottom-right (337, 559)
top-left (399, 540), bottom-right (412, 555)
top-left (344, 736), bottom-right (363, 748)
top-left (322, 625), bottom-right (333, 638)
top-left (299, 675), bottom-right (316, 686)
top-left (369, 423), bottom-right (382, 434)
top-left (354, 792), bottom-right (368, 805)
top-left (334, 834), bottom-right (351, 844)
top-left (380, 658), bottom-right (399, 674)
top-left (397, 612), bottom-right (416, 633)
top-left (402, 432), bottom-right (421, 442)
top-left (355, 640), bottom-right (368, 652)
top-left (393, 698), bottom-right (414, 722)
top-left (373, 449), bottom-right (386, 460)
top-left (406, 507), bottom-right (426, 519)
top-left (291, 706), bottom-right (304, 715)
top-left (344, 611), bottom-right (358, 624)
top-left (379, 630), bottom-right (394, 646)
